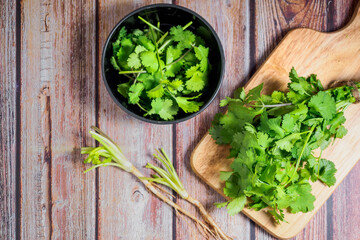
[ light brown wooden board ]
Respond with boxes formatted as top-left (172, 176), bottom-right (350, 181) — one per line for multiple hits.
top-left (191, 3), bottom-right (360, 239)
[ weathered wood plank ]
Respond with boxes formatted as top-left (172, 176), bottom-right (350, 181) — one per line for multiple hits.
top-left (253, 1), bottom-right (329, 239)
top-left (20, 0), bottom-right (97, 239)
top-left (328, 2), bottom-right (360, 240)
top-left (96, 1), bottom-right (173, 239)
top-left (0, 1), bottom-right (17, 239)
top-left (174, 1), bottom-right (252, 239)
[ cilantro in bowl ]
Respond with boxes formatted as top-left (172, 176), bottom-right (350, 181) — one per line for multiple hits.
top-left (110, 17), bottom-right (211, 121)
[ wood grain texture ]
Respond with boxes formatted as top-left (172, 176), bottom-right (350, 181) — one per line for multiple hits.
top-left (20, 0), bottom-right (97, 239)
top-left (0, 1), bottom-right (17, 239)
top-left (97, 1), bottom-right (174, 239)
top-left (173, 1), bottom-right (253, 239)
top-left (191, 1), bottom-right (360, 239)
top-left (1, 1), bottom-right (359, 239)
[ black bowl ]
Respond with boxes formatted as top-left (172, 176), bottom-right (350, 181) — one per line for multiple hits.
top-left (102, 3), bottom-right (225, 124)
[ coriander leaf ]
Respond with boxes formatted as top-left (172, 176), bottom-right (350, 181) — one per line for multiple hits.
top-left (259, 112), bottom-right (285, 139)
top-left (209, 116), bottom-right (235, 144)
top-left (147, 84), bottom-right (165, 98)
top-left (287, 183), bottom-right (315, 213)
top-left (219, 171), bottom-right (233, 181)
top-left (148, 98), bottom-right (178, 120)
top-left (137, 35), bottom-right (155, 51)
top-left (116, 38), bottom-right (135, 69)
top-left (137, 73), bottom-right (159, 90)
top-left (257, 132), bottom-right (273, 149)
top-left (195, 35), bottom-right (206, 46)
top-left (315, 159), bottom-right (337, 186)
top-left (289, 67), bottom-right (299, 82)
top-left (175, 96), bottom-right (203, 113)
top-left (117, 82), bottom-right (130, 98)
top-left (168, 79), bottom-right (184, 92)
top-left (308, 91), bottom-right (336, 120)
top-left (194, 45), bottom-right (209, 60)
top-left (134, 45), bottom-right (147, 54)
top-left (186, 71), bottom-right (206, 92)
top-left (140, 51), bottom-right (159, 73)
top-left (219, 97), bottom-right (233, 107)
top-left (214, 202), bottom-right (228, 208)
top-left (234, 87), bottom-right (246, 101)
top-left (111, 56), bottom-right (121, 71)
top-left (112, 27), bottom-right (127, 54)
top-left (165, 62), bottom-right (182, 77)
top-left (166, 45), bottom-right (182, 64)
top-left (282, 114), bottom-right (296, 132)
top-left (128, 83), bottom-right (144, 104)
top-left (336, 125), bottom-right (348, 138)
top-left (271, 91), bottom-right (286, 103)
top-left (132, 29), bottom-right (144, 37)
top-left (127, 53), bottom-right (142, 69)
top-left (194, 45), bottom-right (209, 71)
top-left (183, 52), bottom-right (197, 64)
top-left (303, 118), bottom-right (323, 127)
top-left (170, 26), bottom-right (195, 49)
top-left (227, 195), bottom-right (247, 216)
top-left (275, 133), bottom-right (301, 152)
top-left (246, 83), bottom-right (263, 102)
top-left (329, 112), bottom-right (346, 133)
top-left (185, 65), bottom-right (200, 78)
top-left (117, 26), bottom-right (127, 41)
top-left (289, 79), bottom-right (313, 96)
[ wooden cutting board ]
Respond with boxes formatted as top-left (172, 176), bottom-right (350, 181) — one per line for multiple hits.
top-left (190, 3), bottom-right (360, 240)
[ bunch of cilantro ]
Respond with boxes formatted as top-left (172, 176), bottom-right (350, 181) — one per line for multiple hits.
top-left (210, 68), bottom-right (359, 223)
top-left (110, 16), bottom-right (210, 121)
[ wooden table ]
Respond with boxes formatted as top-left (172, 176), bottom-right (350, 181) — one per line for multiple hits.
top-left (1, 0), bottom-right (359, 239)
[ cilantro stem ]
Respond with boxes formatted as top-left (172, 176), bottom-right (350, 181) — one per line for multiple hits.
top-left (138, 16), bottom-right (164, 33)
top-left (167, 47), bottom-right (193, 66)
top-left (137, 103), bottom-right (148, 112)
top-left (83, 129), bottom-right (232, 240)
top-left (123, 74), bottom-right (135, 80)
top-left (157, 21), bottom-right (193, 52)
top-left (132, 69), bottom-right (143, 85)
top-left (148, 25), bottom-right (165, 80)
top-left (119, 70), bottom-right (146, 74)
top-left (316, 149), bottom-right (323, 177)
top-left (156, 32), bottom-right (168, 45)
top-left (336, 99), bottom-right (354, 110)
top-left (158, 39), bottom-right (172, 52)
top-left (250, 103), bottom-right (293, 108)
top-left (182, 21), bottom-right (193, 30)
top-left (286, 125), bottom-right (316, 185)
top-left (165, 86), bottom-right (176, 99)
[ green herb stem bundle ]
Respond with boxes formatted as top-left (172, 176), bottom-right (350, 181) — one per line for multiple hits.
top-left (82, 126), bottom-right (231, 240)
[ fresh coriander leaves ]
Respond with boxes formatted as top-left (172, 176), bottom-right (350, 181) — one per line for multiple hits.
top-left (210, 68), bottom-right (360, 223)
top-left (110, 18), bottom-right (211, 121)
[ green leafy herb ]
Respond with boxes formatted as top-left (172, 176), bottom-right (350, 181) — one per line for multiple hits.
top-left (110, 17), bottom-right (211, 121)
top-left (210, 68), bottom-right (359, 223)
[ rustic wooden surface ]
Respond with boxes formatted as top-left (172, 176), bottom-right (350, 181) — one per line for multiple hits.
top-left (0, 0), bottom-right (359, 240)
